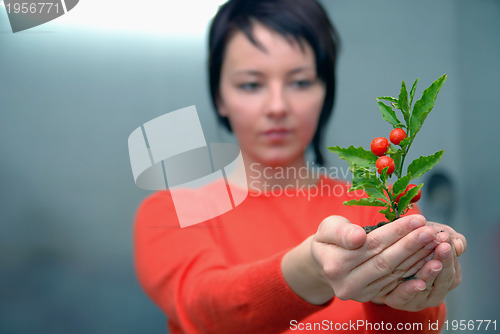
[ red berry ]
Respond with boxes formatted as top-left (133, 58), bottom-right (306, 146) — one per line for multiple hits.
top-left (395, 184), bottom-right (421, 203)
top-left (390, 128), bottom-right (407, 145)
top-left (371, 137), bottom-right (389, 156)
top-left (406, 184), bottom-right (422, 203)
top-left (376, 156), bottom-right (395, 175)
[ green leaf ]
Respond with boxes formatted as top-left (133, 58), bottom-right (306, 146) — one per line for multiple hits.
top-left (409, 74), bottom-right (447, 137)
top-left (398, 184), bottom-right (423, 214)
top-left (327, 145), bottom-right (377, 168)
top-left (350, 167), bottom-right (381, 190)
top-left (379, 207), bottom-right (397, 222)
top-left (349, 167), bottom-right (387, 200)
top-left (389, 148), bottom-right (402, 178)
top-left (344, 198), bottom-right (388, 207)
top-left (378, 101), bottom-right (404, 128)
top-left (365, 187), bottom-right (388, 201)
top-left (398, 81), bottom-right (410, 125)
top-left (407, 150), bottom-right (444, 180)
top-left (393, 173), bottom-right (412, 197)
top-left (409, 78), bottom-right (419, 107)
top-left (380, 166), bottom-right (390, 184)
top-left (377, 96), bottom-right (400, 109)
top-left (398, 137), bottom-right (411, 148)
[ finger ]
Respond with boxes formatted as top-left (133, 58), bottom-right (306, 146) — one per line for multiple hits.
top-left (400, 236), bottom-right (443, 278)
top-left (415, 259), bottom-right (444, 291)
top-left (436, 231), bottom-right (450, 244)
top-left (427, 242), bottom-right (456, 305)
top-left (382, 277), bottom-right (427, 307)
top-left (374, 257), bottom-right (442, 303)
top-left (361, 215), bottom-right (428, 258)
top-left (367, 239), bottom-right (438, 293)
top-left (402, 258), bottom-right (427, 279)
top-left (315, 215), bottom-right (366, 249)
top-left (450, 258), bottom-right (462, 291)
top-left (438, 228), bottom-right (466, 257)
top-left (400, 231), bottom-right (447, 278)
top-left (433, 242), bottom-right (455, 285)
top-left (353, 225), bottom-right (438, 285)
top-left (377, 278), bottom-right (401, 297)
top-left (409, 235), bottom-right (449, 289)
top-left (427, 221), bottom-right (454, 234)
top-left (427, 222), bottom-right (467, 257)
top-left (453, 234), bottom-right (466, 257)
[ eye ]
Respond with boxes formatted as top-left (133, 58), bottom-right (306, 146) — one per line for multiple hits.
top-left (238, 82), bottom-right (261, 91)
top-left (292, 79), bottom-right (313, 89)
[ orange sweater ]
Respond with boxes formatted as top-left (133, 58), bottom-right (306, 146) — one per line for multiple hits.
top-left (134, 176), bottom-right (445, 333)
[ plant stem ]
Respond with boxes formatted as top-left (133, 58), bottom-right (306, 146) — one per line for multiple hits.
top-left (383, 183), bottom-right (400, 221)
top-left (399, 137), bottom-right (414, 177)
top-left (393, 203), bottom-right (401, 221)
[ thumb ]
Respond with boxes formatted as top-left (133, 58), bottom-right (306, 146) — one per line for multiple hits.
top-left (316, 215), bottom-right (366, 249)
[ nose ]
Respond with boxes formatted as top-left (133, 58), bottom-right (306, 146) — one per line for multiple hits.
top-left (265, 83), bottom-right (289, 120)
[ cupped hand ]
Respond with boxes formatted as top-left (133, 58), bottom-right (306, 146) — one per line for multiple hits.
top-left (311, 214), bottom-right (440, 303)
top-left (372, 230), bottom-right (462, 311)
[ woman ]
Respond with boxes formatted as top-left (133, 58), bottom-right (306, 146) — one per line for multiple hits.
top-left (134, 0), bottom-right (466, 332)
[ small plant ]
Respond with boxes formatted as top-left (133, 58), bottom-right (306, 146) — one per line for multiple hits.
top-left (328, 74), bottom-right (446, 227)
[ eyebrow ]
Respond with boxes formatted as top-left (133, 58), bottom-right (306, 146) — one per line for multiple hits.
top-left (233, 66), bottom-right (315, 76)
top-left (233, 70), bottom-right (262, 76)
top-left (288, 66), bottom-right (316, 75)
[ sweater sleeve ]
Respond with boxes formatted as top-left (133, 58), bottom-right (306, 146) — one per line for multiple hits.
top-left (133, 191), bottom-right (331, 333)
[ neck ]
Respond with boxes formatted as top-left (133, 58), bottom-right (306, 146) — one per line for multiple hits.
top-left (236, 154), bottom-right (318, 192)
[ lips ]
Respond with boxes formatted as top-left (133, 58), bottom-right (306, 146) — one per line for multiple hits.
top-left (262, 128), bottom-right (292, 142)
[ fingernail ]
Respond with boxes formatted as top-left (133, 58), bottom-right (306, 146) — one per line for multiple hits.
top-left (409, 217), bottom-right (425, 229)
top-left (415, 285), bottom-right (426, 291)
top-left (418, 231), bottom-right (434, 244)
top-left (431, 264), bottom-right (443, 274)
top-left (456, 238), bottom-right (465, 256)
top-left (425, 239), bottom-right (442, 250)
top-left (437, 232), bottom-right (449, 243)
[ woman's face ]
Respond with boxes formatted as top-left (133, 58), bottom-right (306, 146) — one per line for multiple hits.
top-left (218, 23), bottom-right (326, 168)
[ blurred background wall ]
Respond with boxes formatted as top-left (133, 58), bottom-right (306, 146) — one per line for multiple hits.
top-left (0, 0), bottom-right (498, 333)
